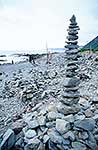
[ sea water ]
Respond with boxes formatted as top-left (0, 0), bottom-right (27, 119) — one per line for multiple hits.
top-left (0, 48), bottom-right (65, 64)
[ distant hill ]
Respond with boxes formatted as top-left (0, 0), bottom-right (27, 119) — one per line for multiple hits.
top-left (82, 36), bottom-right (98, 51)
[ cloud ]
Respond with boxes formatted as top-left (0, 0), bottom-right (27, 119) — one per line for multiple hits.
top-left (0, 0), bottom-right (98, 50)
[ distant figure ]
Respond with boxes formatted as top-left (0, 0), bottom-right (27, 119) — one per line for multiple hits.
top-left (29, 55), bottom-right (32, 63)
top-left (29, 55), bottom-right (35, 64)
top-left (32, 55), bottom-right (35, 64)
top-left (12, 60), bottom-right (14, 64)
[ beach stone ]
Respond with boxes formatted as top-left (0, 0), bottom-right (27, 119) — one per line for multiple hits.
top-left (43, 134), bottom-right (50, 143)
top-left (63, 131), bottom-right (75, 141)
top-left (27, 93), bottom-right (33, 99)
top-left (40, 107), bottom-right (47, 115)
top-left (47, 102), bottom-right (57, 112)
top-left (48, 129), bottom-right (67, 145)
top-left (65, 44), bottom-right (79, 49)
top-left (84, 109), bottom-right (93, 117)
top-left (56, 144), bottom-right (69, 150)
top-left (15, 136), bottom-right (24, 147)
top-left (37, 142), bottom-right (45, 150)
top-left (63, 77), bottom-right (80, 87)
top-left (0, 129), bottom-right (15, 150)
top-left (86, 132), bottom-right (98, 150)
top-left (24, 138), bottom-right (40, 150)
top-left (48, 140), bottom-right (58, 150)
top-left (25, 129), bottom-right (36, 139)
top-left (57, 102), bottom-right (80, 115)
top-left (74, 118), bottom-right (95, 131)
top-left (72, 141), bottom-right (86, 150)
top-left (74, 114), bottom-right (85, 121)
top-left (28, 119), bottom-right (39, 129)
top-left (46, 121), bottom-right (56, 128)
top-left (38, 116), bottom-right (46, 126)
top-left (64, 114), bottom-right (74, 123)
top-left (93, 114), bottom-right (98, 121)
top-left (23, 113), bottom-right (33, 123)
top-left (66, 35), bottom-right (78, 41)
top-left (78, 131), bottom-right (88, 140)
top-left (48, 111), bottom-right (57, 121)
top-left (79, 98), bottom-right (90, 109)
top-left (12, 119), bottom-right (25, 134)
top-left (56, 119), bottom-right (70, 134)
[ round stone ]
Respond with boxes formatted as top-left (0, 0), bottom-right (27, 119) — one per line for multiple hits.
top-left (25, 129), bottom-right (37, 139)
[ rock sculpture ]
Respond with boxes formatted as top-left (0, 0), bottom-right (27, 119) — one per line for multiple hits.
top-left (61, 15), bottom-right (80, 114)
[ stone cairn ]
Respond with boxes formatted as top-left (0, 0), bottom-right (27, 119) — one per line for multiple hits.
top-left (61, 15), bottom-right (80, 114)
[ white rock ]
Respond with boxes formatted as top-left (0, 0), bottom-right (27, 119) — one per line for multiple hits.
top-left (25, 129), bottom-right (36, 139)
top-left (56, 119), bottom-right (70, 134)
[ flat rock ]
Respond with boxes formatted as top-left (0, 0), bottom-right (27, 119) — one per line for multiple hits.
top-left (25, 129), bottom-right (37, 139)
top-left (38, 116), bottom-right (46, 126)
top-left (56, 119), bottom-right (70, 134)
top-left (74, 118), bottom-right (95, 131)
top-left (48, 129), bottom-right (69, 145)
top-left (12, 119), bottom-right (25, 134)
top-left (63, 114), bottom-right (75, 123)
top-left (63, 131), bottom-right (75, 141)
top-left (24, 138), bottom-right (40, 150)
top-left (48, 111), bottom-right (57, 121)
top-left (63, 77), bottom-right (80, 87)
top-left (28, 119), bottom-right (39, 129)
top-left (0, 129), bottom-right (15, 150)
top-left (72, 141), bottom-right (86, 150)
top-left (57, 102), bottom-right (80, 115)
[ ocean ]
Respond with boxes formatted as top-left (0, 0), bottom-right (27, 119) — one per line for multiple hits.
top-left (0, 48), bottom-right (65, 64)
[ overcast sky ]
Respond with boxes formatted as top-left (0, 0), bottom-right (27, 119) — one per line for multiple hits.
top-left (0, 0), bottom-right (98, 51)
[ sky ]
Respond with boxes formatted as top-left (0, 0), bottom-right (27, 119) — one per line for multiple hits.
top-left (0, 0), bottom-right (98, 51)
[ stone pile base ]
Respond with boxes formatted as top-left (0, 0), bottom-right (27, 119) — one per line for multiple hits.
top-left (0, 100), bottom-right (98, 150)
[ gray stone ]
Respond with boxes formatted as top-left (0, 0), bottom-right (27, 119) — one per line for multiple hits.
top-left (43, 135), bottom-right (50, 143)
top-left (86, 132), bottom-right (98, 150)
top-left (63, 131), bottom-right (75, 141)
top-left (37, 142), bottom-right (45, 150)
top-left (56, 119), bottom-right (70, 134)
top-left (74, 118), bottom-right (95, 131)
top-left (25, 129), bottom-right (37, 139)
top-left (63, 114), bottom-right (74, 123)
top-left (78, 131), bottom-right (88, 140)
top-left (48, 111), bottom-right (57, 121)
top-left (57, 102), bottom-right (80, 115)
top-left (72, 141), bottom-right (86, 150)
top-left (62, 91), bottom-right (80, 98)
top-left (38, 116), bottom-right (46, 126)
top-left (84, 109), bottom-right (93, 117)
top-left (48, 140), bottom-right (58, 150)
top-left (66, 35), bottom-right (78, 41)
top-left (48, 129), bottom-right (68, 145)
top-left (56, 144), bottom-right (69, 150)
top-left (63, 77), bottom-right (80, 88)
top-left (79, 98), bottom-right (90, 109)
top-left (65, 44), bottom-right (79, 49)
top-left (12, 119), bottom-right (25, 134)
top-left (74, 114), bottom-right (85, 121)
top-left (28, 119), bottom-right (39, 129)
top-left (93, 114), bottom-right (98, 121)
top-left (0, 129), bottom-right (15, 150)
top-left (24, 138), bottom-right (40, 150)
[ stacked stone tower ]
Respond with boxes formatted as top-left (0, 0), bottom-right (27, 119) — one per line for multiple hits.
top-left (61, 15), bottom-right (80, 113)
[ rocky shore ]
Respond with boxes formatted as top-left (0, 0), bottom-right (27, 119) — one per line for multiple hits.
top-left (0, 51), bottom-right (98, 149)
